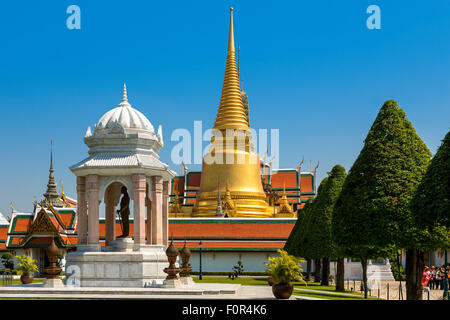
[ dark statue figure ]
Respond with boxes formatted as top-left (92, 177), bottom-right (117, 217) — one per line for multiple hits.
top-left (117, 186), bottom-right (130, 238)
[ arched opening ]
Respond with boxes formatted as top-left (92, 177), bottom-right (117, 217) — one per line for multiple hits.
top-left (104, 181), bottom-right (130, 246)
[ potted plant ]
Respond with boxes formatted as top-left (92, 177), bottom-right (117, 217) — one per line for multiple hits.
top-left (265, 249), bottom-right (306, 299)
top-left (15, 255), bottom-right (38, 284)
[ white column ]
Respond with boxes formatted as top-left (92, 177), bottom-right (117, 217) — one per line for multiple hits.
top-left (86, 174), bottom-right (99, 245)
top-left (151, 176), bottom-right (163, 245)
top-left (76, 176), bottom-right (87, 245)
top-left (146, 196), bottom-right (152, 244)
top-left (105, 185), bottom-right (116, 246)
top-left (162, 180), bottom-right (169, 246)
top-left (132, 174), bottom-right (146, 245)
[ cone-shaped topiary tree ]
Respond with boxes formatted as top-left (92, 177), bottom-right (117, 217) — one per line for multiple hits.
top-left (409, 130), bottom-right (450, 299)
top-left (298, 178), bottom-right (329, 282)
top-left (304, 165), bottom-right (347, 286)
top-left (333, 100), bottom-right (431, 299)
top-left (284, 212), bottom-right (302, 255)
top-left (284, 205), bottom-right (310, 280)
top-left (285, 199), bottom-right (315, 258)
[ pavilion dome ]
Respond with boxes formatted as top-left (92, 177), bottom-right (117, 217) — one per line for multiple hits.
top-left (93, 84), bottom-right (154, 135)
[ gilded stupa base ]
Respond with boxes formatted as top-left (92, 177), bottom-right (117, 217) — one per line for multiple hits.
top-left (192, 191), bottom-right (273, 218)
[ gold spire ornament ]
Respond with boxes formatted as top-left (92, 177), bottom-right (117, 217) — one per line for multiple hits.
top-left (213, 8), bottom-right (249, 131)
top-left (192, 8), bottom-right (273, 217)
top-left (43, 140), bottom-right (64, 208)
top-left (276, 184), bottom-right (296, 217)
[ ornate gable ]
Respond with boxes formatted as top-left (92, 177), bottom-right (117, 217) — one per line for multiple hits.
top-left (21, 206), bottom-right (64, 247)
top-left (28, 208), bottom-right (58, 235)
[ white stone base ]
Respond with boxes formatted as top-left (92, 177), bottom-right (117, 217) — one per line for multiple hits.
top-left (110, 238), bottom-right (134, 252)
top-left (43, 278), bottom-right (65, 288)
top-left (76, 244), bottom-right (102, 252)
top-left (180, 276), bottom-right (195, 286)
top-left (163, 278), bottom-right (182, 288)
top-left (65, 241), bottom-right (170, 288)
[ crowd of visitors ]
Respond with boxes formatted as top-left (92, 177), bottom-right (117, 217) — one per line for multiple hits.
top-left (422, 266), bottom-right (448, 290)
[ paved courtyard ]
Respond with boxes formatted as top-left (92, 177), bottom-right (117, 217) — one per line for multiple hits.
top-left (0, 283), bottom-right (296, 300)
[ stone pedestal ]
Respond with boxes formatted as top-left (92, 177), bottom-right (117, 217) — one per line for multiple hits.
top-left (77, 244), bottom-right (102, 252)
top-left (163, 278), bottom-right (182, 288)
top-left (65, 241), bottom-right (169, 288)
top-left (110, 238), bottom-right (134, 252)
top-left (43, 278), bottom-right (65, 288)
top-left (180, 276), bottom-right (195, 286)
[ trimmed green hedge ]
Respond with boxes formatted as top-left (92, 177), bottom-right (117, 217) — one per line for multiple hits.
top-left (191, 271), bottom-right (268, 276)
top-left (0, 268), bottom-right (18, 275)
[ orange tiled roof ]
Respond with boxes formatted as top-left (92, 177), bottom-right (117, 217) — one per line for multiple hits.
top-left (186, 172), bottom-right (201, 189)
top-left (271, 171), bottom-right (298, 189)
top-left (171, 176), bottom-right (185, 195)
top-left (168, 220), bottom-right (293, 239)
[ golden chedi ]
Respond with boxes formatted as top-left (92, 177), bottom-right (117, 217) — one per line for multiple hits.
top-left (192, 8), bottom-right (272, 217)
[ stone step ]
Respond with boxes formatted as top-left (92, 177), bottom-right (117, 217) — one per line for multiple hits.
top-left (0, 283), bottom-right (241, 296)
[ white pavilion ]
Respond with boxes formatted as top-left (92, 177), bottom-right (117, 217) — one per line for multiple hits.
top-left (66, 85), bottom-right (176, 287)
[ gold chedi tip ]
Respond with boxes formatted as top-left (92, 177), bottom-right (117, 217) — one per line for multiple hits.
top-left (214, 8), bottom-right (249, 131)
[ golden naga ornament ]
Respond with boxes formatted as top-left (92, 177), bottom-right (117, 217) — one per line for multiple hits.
top-left (192, 8), bottom-right (273, 218)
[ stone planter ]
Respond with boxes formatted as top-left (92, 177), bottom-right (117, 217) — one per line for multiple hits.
top-left (272, 282), bottom-right (293, 299)
top-left (20, 274), bottom-right (34, 284)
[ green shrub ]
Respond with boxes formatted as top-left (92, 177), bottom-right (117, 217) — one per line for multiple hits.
top-left (14, 255), bottom-right (38, 276)
top-left (228, 260), bottom-right (244, 280)
top-left (265, 249), bottom-right (306, 285)
top-left (191, 271), bottom-right (268, 276)
top-left (1, 253), bottom-right (15, 270)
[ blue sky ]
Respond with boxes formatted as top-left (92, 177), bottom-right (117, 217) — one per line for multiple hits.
top-left (0, 0), bottom-right (449, 216)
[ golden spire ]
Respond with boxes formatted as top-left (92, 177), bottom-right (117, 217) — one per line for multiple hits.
top-left (214, 8), bottom-right (249, 131)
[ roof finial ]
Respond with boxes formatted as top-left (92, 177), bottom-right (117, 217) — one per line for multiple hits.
top-left (121, 83), bottom-right (128, 102)
top-left (216, 178), bottom-right (223, 217)
top-left (50, 139), bottom-right (53, 170)
top-left (228, 8), bottom-right (235, 54)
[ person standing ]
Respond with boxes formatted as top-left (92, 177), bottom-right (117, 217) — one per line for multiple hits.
top-left (438, 267), bottom-right (445, 290)
top-left (430, 266), bottom-right (436, 290)
top-left (422, 266), bottom-right (431, 287)
top-left (117, 186), bottom-right (130, 238)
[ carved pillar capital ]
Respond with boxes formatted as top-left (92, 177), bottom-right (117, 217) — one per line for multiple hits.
top-left (152, 176), bottom-right (163, 193)
top-left (86, 174), bottom-right (99, 191)
top-left (76, 176), bottom-right (86, 192)
top-left (163, 180), bottom-right (169, 196)
top-left (132, 174), bottom-right (147, 191)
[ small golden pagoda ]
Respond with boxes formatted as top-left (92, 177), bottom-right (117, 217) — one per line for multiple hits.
top-left (276, 185), bottom-right (296, 217)
top-left (192, 8), bottom-right (272, 217)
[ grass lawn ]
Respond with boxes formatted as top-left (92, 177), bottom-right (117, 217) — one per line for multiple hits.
top-left (0, 278), bottom-right (44, 286)
top-left (193, 276), bottom-right (383, 300)
top-left (293, 290), bottom-right (381, 300)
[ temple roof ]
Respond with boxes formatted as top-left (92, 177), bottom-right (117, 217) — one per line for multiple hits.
top-left (5, 206), bottom-right (77, 249)
top-left (71, 152), bottom-right (169, 170)
top-left (2, 216), bottom-right (295, 252)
